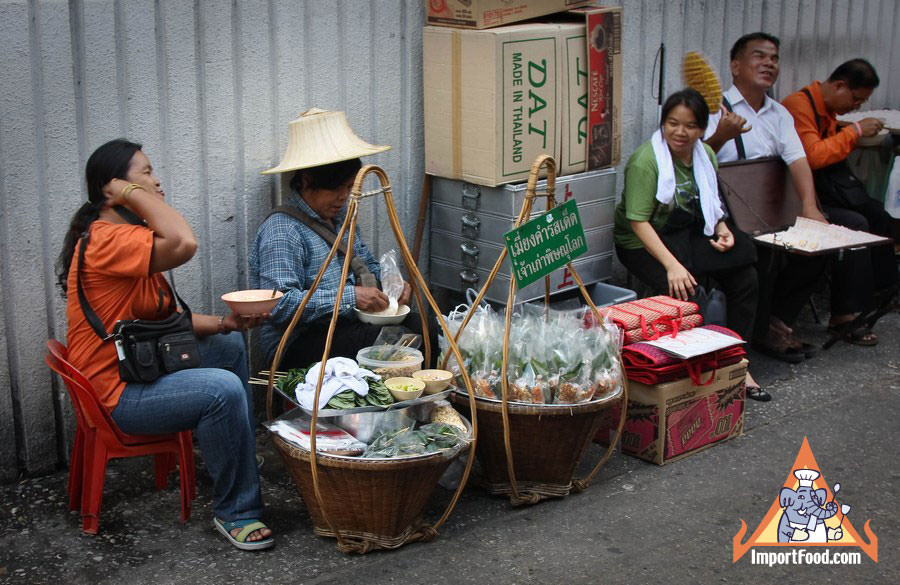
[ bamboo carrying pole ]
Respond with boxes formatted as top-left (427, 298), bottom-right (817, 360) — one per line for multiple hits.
top-left (440, 154), bottom-right (629, 505)
top-left (264, 165), bottom-right (479, 552)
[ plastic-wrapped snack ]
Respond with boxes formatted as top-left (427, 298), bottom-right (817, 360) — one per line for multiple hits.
top-left (585, 312), bottom-right (625, 398)
top-left (508, 361), bottom-right (544, 404)
top-left (544, 320), bottom-right (583, 404)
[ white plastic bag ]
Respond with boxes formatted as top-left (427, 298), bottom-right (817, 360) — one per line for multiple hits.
top-left (378, 249), bottom-right (405, 312)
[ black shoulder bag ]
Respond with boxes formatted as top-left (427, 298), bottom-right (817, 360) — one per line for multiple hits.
top-left (269, 204), bottom-right (378, 288)
top-left (76, 211), bottom-right (201, 383)
top-left (801, 88), bottom-right (870, 209)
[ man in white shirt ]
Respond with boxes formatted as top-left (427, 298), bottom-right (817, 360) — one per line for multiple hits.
top-left (703, 33), bottom-right (861, 362)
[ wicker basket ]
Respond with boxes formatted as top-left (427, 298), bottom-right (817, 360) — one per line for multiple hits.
top-left (272, 434), bottom-right (469, 553)
top-left (263, 164), bottom-right (480, 554)
top-left (451, 392), bottom-right (619, 504)
top-left (440, 154), bottom-right (627, 507)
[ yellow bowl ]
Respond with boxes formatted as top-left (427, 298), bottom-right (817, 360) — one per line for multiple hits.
top-left (384, 376), bottom-right (425, 401)
top-left (221, 289), bottom-right (283, 316)
top-left (412, 369), bottom-right (453, 394)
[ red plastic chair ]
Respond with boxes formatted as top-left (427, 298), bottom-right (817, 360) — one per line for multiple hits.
top-left (45, 339), bottom-right (196, 534)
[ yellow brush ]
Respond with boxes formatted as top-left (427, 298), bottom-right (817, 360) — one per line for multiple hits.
top-left (682, 51), bottom-right (722, 114)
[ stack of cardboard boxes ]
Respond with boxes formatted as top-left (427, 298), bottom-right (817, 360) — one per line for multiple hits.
top-left (423, 3), bottom-right (625, 302)
top-left (424, 3), bottom-right (622, 186)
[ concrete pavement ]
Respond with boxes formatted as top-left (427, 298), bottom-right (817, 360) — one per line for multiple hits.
top-left (2, 306), bottom-right (898, 585)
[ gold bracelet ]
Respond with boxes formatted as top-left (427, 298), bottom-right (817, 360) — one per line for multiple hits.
top-left (217, 315), bottom-right (227, 334)
top-left (120, 183), bottom-right (144, 200)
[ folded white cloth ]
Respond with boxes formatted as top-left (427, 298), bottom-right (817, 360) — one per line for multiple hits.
top-left (294, 357), bottom-right (380, 411)
top-left (650, 128), bottom-right (724, 236)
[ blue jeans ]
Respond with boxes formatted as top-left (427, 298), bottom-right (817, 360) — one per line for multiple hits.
top-left (111, 332), bottom-right (263, 522)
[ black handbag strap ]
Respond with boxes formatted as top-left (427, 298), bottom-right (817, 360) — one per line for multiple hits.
top-left (268, 204), bottom-right (378, 288)
top-left (76, 209), bottom-right (191, 341)
top-left (721, 96), bottom-right (747, 160)
top-left (801, 88), bottom-right (829, 139)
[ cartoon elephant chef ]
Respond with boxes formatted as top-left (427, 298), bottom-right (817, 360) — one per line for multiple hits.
top-left (778, 469), bottom-right (842, 543)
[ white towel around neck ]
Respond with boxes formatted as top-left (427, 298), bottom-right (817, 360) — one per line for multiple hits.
top-left (650, 129), bottom-right (723, 236)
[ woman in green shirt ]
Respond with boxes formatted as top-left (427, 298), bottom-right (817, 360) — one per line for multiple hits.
top-left (614, 89), bottom-right (766, 400)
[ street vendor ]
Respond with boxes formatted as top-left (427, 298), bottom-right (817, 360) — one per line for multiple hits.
top-left (249, 108), bottom-right (417, 369)
top-left (613, 89), bottom-right (766, 400)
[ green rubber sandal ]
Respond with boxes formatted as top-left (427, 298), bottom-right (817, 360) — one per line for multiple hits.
top-left (214, 517), bottom-right (274, 551)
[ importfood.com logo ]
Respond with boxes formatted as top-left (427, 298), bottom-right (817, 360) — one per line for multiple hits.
top-left (733, 437), bottom-right (878, 565)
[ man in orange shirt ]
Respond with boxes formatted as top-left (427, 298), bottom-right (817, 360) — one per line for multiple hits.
top-left (783, 59), bottom-right (897, 343)
top-left (782, 60), bottom-right (885, 170)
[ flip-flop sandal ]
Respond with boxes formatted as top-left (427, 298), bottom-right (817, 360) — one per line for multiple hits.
top-left (214, 517), bottom-right (274, 551)
top-left (827, 325), bottom-right (879, 347)
top-left (746, 385), bottom-right (772, 402)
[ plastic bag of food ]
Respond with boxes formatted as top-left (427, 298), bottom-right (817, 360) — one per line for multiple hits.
top-left (438, 303), bottom-right (471, 376)
top-left (583, 309), bottom-right (625, 399)
top-left (265, 415), bottom-right (366, 455)
top-left (362, 422), bottom-right (467, 458)
top-left (378, 249), bottom-right (405, 314)
top-left (469, 304), bottom-right (504, 399)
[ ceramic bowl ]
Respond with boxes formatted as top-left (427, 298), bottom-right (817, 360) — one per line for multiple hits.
top-left (355, 304), bottom-right (410, 325)
top-left (221, 289), bottom-right (283, 315)
top-left (412, 369), bottom-right (454, 394)
top-left (384, 376), bottom-right (425, 401)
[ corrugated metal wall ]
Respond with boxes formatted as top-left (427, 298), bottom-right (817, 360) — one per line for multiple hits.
top-left (0, 0), bottom-right (424, 480)
top-left (1, 0), bottom-right (897, 481)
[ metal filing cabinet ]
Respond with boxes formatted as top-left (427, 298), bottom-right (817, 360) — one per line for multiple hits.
top-left (428, 168), bottom-right (618, 303)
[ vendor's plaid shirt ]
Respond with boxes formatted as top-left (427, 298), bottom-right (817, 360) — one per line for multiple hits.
top-left (249, 193), bottom-right (381, 360)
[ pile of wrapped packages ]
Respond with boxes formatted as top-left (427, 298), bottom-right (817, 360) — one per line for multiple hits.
top-left (439, 302), bottom-right (624, 405)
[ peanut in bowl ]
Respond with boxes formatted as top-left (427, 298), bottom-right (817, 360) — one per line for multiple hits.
top-left (356, 346), bottom-right (423, 378)
top-left (412, 369), bottom-right (454, 394)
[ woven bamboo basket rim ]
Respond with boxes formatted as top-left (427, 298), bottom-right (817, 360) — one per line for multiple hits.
top-left (262, 163), bottom-right (480, 551)
top-left (310, 525), bottom-right (431, 551)
top-left (450, 387), bottom-right (623, 415)
top-left (437, 154), bottom-right (628, 504)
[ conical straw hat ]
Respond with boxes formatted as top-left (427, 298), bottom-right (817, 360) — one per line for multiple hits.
top-left (262, 108), bottom-right (390, 174)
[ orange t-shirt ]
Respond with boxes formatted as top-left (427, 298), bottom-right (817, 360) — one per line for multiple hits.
top-left (66, 220), bottom-right (175, 409)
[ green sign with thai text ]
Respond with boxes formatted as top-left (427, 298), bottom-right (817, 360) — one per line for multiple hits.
top-left (504, 199), bottom-right (588, 288)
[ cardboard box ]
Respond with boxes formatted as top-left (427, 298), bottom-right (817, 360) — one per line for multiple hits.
top-left (426, 0), bottom-right (594, 30)
top-left (559, 7), bottom-right (622, 174)
top-left (595, 360), bottom-right (747, 465)
top-left (424, 23), bottom-right (564, 186)
top-left (423, 7), bottom-right (621, 186)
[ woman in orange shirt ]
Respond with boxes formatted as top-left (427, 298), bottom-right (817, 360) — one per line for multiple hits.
top-left (56, 139), bottom-right (273, 550)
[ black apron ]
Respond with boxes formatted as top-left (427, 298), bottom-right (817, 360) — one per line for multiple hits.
top-left (655, 193), bottom-right (757, 276)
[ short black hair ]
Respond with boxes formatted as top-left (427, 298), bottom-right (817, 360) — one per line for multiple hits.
top-left (730, 32), bottom-right (780, 62)
top-left (827, 58), bottom-right (879, 89)
top-left (661, 88), bottom-right (709, 130)
top-left (289, 157), bottom-right (362, 194)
